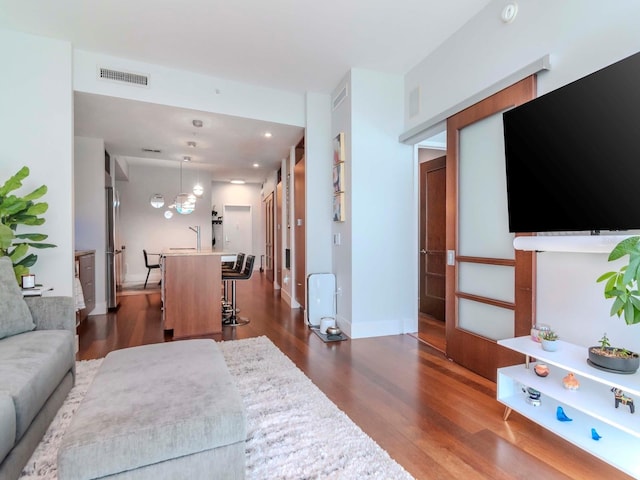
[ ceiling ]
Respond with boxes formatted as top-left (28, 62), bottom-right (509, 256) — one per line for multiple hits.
top-left (0, 0), bottom-right (491, 183)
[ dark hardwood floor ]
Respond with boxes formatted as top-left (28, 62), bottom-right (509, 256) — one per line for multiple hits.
top-left (77, 275), bottom-right (631, 480)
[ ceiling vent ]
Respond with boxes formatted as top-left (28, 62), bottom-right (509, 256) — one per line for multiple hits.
top-left (98, 67), bottom-right (150, 87)
top-left (142, 148), bottom-right (161, 153)
top-left (332, 84), bottom-right (348, 111)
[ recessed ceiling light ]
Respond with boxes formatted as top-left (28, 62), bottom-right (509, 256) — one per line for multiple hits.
top-left (264, 132), bottom-right (272, 138)
top-left (253, 163), bottom-right (259, 168)
top-left (192, 119), bottom-right (203, 128)
top-left (230, 179), bottom-right (245, 185)
top-left (187, 141), bottom-right (197, 148)
top-left (183, 156), bottom-right (191, 162)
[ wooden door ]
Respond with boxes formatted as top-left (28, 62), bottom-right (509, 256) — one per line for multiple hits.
top-left (276, 182), bottom-right (283, 287)
top-left (294, 155), bottom-right (306, 309)
top-left (419, 156), bottom-right (446, 321)
top-left (264, 192), bottom-right (274, 282)
top-left (446, 77), bottom-right (536, 381)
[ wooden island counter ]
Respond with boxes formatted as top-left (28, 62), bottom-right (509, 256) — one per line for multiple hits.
top-left (161, 249), bottom-right (227, 338)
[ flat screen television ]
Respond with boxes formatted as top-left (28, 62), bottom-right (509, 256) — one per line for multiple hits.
top-left (503, 51), bottom-right (640, 233)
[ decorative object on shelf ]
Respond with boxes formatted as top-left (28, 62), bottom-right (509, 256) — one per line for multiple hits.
top-left (562, 372), bottom-right (580, 390)
top-left (556, 406), bottom-right (572, 422)
top-left (540, 330), bottom-right (559, 352)
top-left (530, 323), bottom-right (550, 343)
top-left (597, 235), bottom-right (640, 325)
top-left (588, 333), bottom-right (639, 374)
top-left (591, 428), bottom-right (602, 441)
top-left (611, 387), bottom-right (635, 413)
top-left (21, 273), bottom-right (35, 289)
top-left (0, 166), bottom-right (56, 283)
top-left (534, 363), bottom-right (549, 377)
top-left (522, 386), bottom-right (541, 406)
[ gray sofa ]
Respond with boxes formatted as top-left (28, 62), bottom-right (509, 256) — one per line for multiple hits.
top-left (0, 256), bottom-right (76, 480)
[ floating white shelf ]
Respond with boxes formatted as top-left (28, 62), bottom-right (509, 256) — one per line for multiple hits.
top-left (498, 336), bottom-right (640, 478)
top-left (513, 235), bottom-right (631, 253)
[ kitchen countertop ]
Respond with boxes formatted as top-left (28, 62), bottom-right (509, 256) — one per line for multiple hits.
top-left (161, 248), bottom-right (233, 257)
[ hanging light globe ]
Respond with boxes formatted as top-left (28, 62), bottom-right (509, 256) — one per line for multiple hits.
top-left (193, 183), bottom-right (204, 197)
top-left (175, 193), bottom-right (195, 215)
top-left (150, 193), bottom-right (165, 208)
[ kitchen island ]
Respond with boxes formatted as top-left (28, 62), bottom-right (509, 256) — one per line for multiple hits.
top-left (161, 249), bottom-right (228, 338)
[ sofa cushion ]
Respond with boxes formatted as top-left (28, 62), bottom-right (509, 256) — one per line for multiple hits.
top-left (0, 330), bottom-right (75, 440)
top-left (0, 256), bottom-right (35, 340)
top-left (0, 394), bottom-right (16, 463)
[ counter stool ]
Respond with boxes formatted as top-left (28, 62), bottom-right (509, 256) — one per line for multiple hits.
top-left (222, 253), bottom-right (244, 317)
top-left (222, 255), bottom-right (255, 326)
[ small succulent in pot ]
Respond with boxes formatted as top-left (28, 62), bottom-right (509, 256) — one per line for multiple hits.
top-left (540, 330), bottom-right (559, 352)
top-left (588, 333), bottom-right (639, 374)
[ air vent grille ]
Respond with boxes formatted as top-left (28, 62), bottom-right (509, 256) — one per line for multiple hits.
top-left (142, 148), bottom-right (161, 153)
top-left (99, 67), bottom-right (149, 87)
top-left (332, 84), bottom-right (348, 111)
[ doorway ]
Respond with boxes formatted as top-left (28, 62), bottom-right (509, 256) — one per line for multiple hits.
top-left (222, 205), bottom-right (252, 256)
top-left (418, 153), bottom-right (446, 352)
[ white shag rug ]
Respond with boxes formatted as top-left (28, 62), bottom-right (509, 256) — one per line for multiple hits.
top-left (20, 336), bottom-right (414, 479)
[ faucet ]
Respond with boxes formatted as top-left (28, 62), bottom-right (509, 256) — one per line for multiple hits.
top-left (189, 225), bottom-right (201, 251)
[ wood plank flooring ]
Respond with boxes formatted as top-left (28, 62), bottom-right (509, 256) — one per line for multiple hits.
top-left (77, 275), bottom-right (631, 480)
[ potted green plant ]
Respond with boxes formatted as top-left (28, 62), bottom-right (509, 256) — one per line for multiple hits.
top-left (588, 333), bottom-right (639, 374)
top-left (540, 330), bottom-right (559, 352)
top-left (0, 166), bottom-right (56, 283)
top-left (597, 235), bottom-right (640, 325)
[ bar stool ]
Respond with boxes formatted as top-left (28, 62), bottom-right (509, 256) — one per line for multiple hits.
top-left (222, 255), bottom-right (255, 326)
top-left (222, 253), bottom-right (244, 315)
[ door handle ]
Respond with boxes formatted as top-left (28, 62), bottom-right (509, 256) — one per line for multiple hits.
top-left (420, 249), bottom-right (427, 254)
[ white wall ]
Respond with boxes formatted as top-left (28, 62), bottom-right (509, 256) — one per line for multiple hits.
top-left (210, 181), bottom-right (264, 267)
top-left (404, 0), bottom-right (640, 352)
top-left (0, 29), bottom-right (74, 296)
top-left (74, 136), bottom-right (107, 313)
top-left (333, 69), bottom-right (415, 338)
top-left (74, 50), bottom-right (305, 128)
top-left (117, 162), bottom-right (212, 284)
top-left (304, 93), bottom-right (333, 277)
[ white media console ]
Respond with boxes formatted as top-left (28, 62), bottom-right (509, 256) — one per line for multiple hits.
top-left (497, 336), bottom-right (640, 478)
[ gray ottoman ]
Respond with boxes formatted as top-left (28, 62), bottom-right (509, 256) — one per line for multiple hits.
top-left (58, 340), bottom-right (246, 479)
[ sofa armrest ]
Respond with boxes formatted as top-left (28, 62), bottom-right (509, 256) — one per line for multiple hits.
top-left (24, 296), bottom-right (75, 333)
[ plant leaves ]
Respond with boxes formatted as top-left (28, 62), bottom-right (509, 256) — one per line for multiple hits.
top-left (608, 236), bottom-right (640, 261)
top-left (0, 224), bottom-right (14, 250)
top-left (14, 233), bottom-right (48, 241)
top-left (27, 242), bottom-right (57, 249)
top-left (25, 202), bottom-right (48, 216)
top-left (12, 264), bottom-right (29, 284)
top-left (22, 185), bottom-right (47, 202)
top-left (596, 271), bottom-right (616, 282)
top-left (15, 253), bottom-right (37, 268)
top-left (0, 166), bottom-right (28, 197)
top-left (9, 243), bottom-right (28, 261)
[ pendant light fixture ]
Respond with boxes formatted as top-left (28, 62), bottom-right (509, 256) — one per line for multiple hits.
top-left (150, 193), bottom-right (165, 208)
top-left (175, 158), bottom-right (195, 215)
top-left (193, 165), bottom-right (204, 198)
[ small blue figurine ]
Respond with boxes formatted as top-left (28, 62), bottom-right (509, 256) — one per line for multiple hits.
top-left (556, 406), bottom-right (573, 422)
top-left (591, 428), bottom-right (602, 441)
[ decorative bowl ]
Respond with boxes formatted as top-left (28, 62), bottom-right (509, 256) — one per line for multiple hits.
top-left (326, 326), bottom-right (341, 336)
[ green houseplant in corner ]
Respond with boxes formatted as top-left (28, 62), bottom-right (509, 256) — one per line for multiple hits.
top-left (0, 166), bottom-right (56, 283)
top-left (593, 236), bottom-right (640, 373)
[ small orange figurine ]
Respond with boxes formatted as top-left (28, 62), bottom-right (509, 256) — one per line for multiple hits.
top-left (563, 372), bottom-right (580, 390)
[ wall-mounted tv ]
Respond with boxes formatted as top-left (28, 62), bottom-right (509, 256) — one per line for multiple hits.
top-left (503, 51), bottom-right (640, 233)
